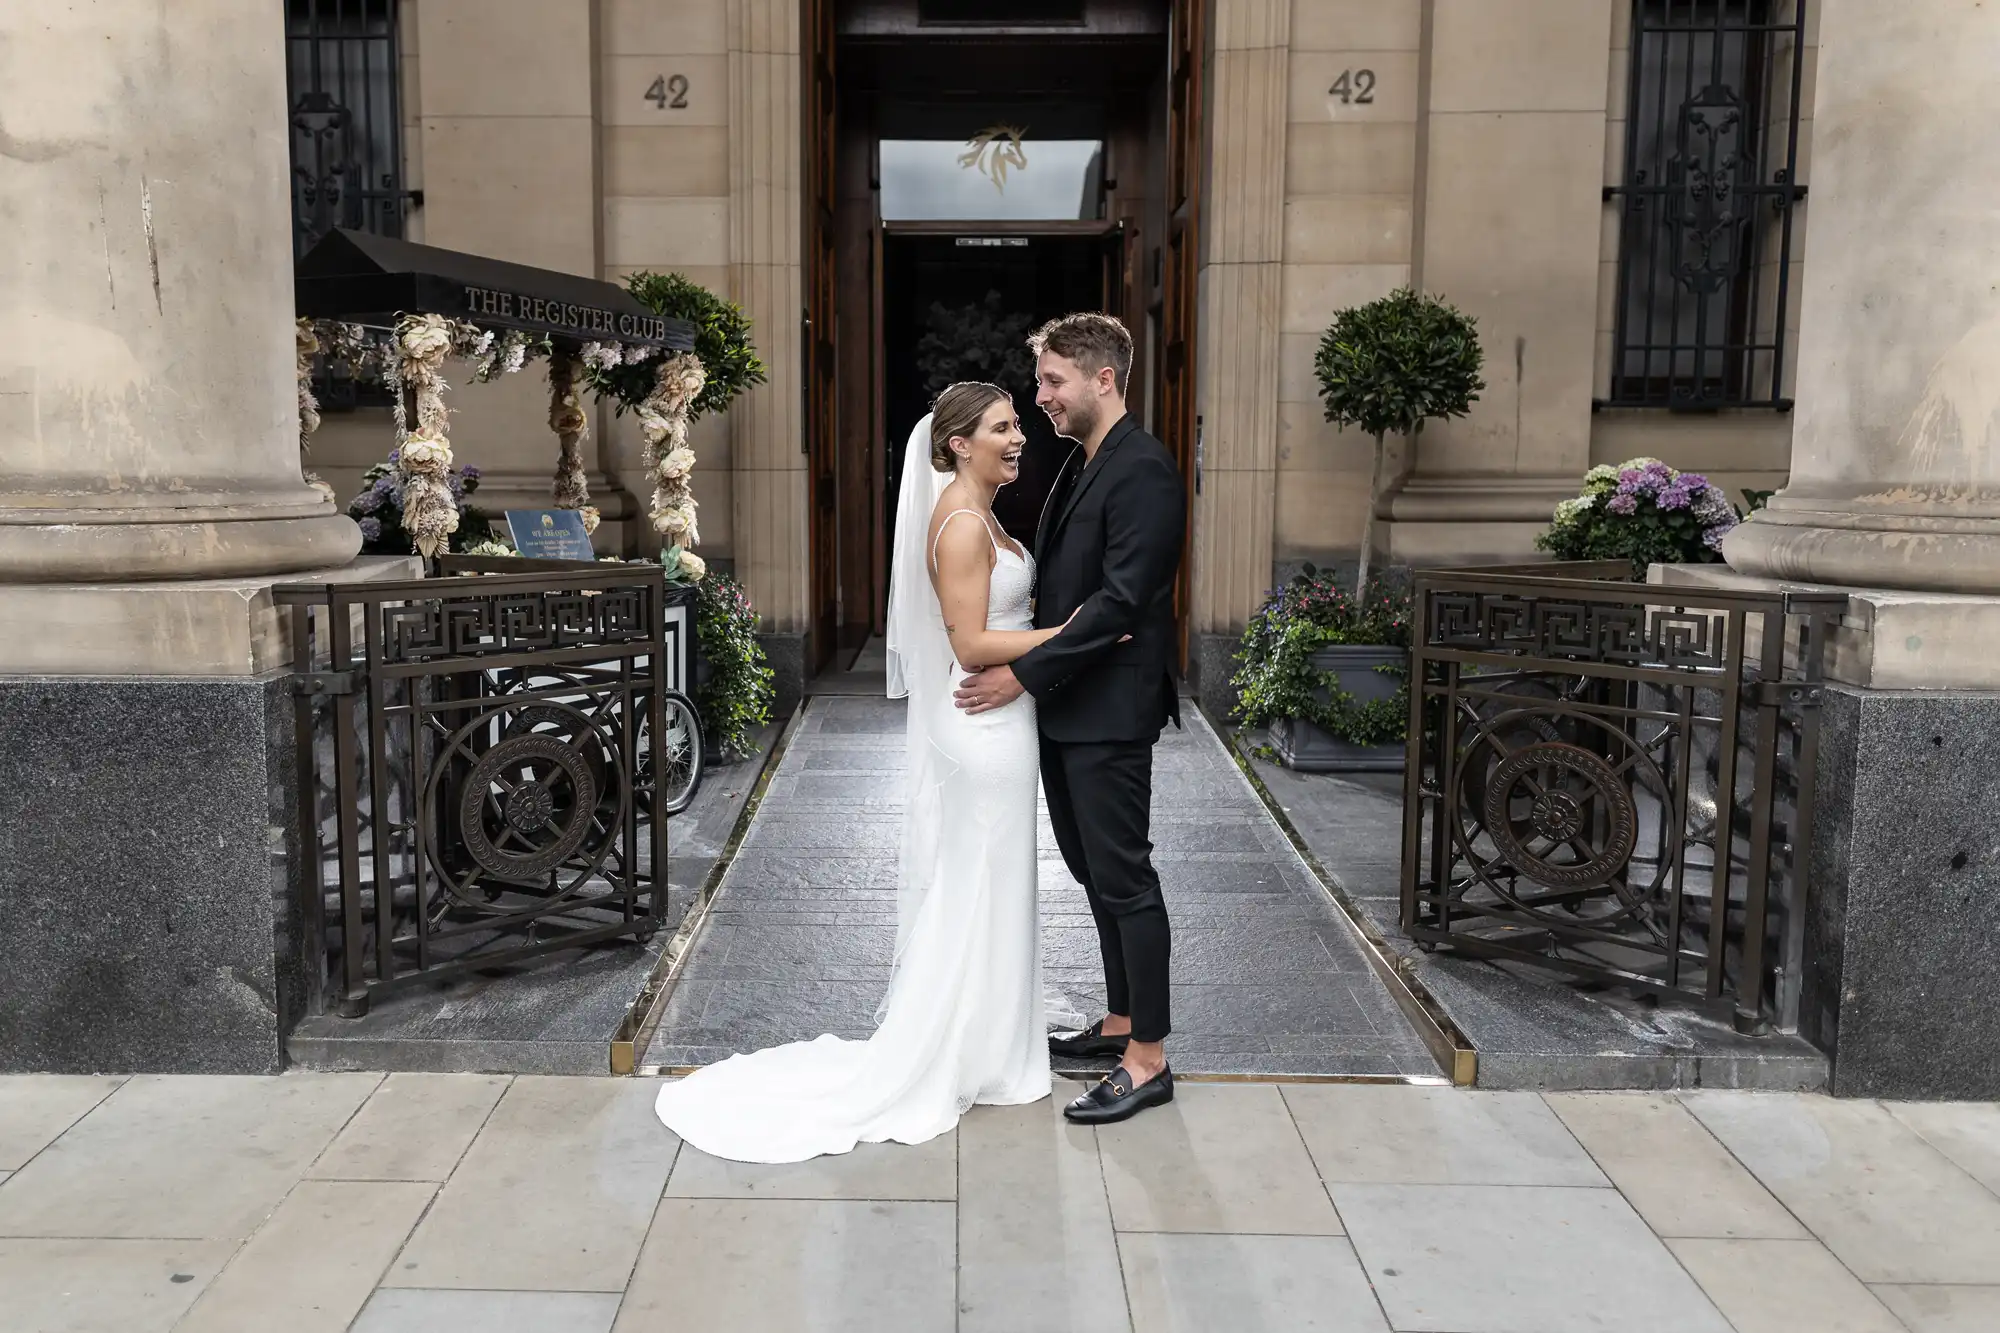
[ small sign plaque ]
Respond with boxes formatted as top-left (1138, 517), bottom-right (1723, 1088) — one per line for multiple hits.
top-left (505, 509), bottom-right (598, 561)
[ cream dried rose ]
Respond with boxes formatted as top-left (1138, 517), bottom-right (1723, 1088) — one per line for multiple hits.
top-left (398, 315), bottom-right (453, 360)
top-left (659, 447), bottom-right (697, 480)
top-left (676, 550), bottom-right (707, 582)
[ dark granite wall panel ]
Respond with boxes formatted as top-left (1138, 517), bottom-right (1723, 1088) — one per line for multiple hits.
top-left (1810, 685), bottom-right (2000, 1099)
top-left (0, 675), bottom-right (298, 1074)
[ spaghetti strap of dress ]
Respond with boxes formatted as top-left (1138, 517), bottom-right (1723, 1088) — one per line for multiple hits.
top-left (929, 508), bottom-right (1001, 571)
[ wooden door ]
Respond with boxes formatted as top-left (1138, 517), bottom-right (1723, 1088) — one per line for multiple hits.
top-left (1158, 0), bottom-right (1204, 671)
top-left (804, 0), bottom-right (840, 676)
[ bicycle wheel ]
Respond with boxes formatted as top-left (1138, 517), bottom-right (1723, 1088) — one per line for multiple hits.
top-left (657, 689), bottom-right (705, 816)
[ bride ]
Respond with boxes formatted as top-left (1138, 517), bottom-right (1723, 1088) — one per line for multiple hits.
top-left (655, 382), bottom-right (1076, 1163)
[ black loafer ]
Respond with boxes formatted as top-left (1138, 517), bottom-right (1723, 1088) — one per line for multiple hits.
top-left (1063, 1063), bottom-right (1174, 1124)
top-left (1049, 1019), bottom-right (1130, 1060)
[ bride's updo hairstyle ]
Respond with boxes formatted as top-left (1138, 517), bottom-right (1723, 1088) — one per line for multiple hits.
top-left (929, 381), bottom-right (1010, 472)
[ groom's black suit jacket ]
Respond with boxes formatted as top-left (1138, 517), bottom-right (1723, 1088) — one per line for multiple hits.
top-left (1013, 413), bottom-right (1186, 743)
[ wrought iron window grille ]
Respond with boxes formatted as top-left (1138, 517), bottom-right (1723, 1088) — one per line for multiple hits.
top-left (1600, 1), bottom-right (1809, 413)
top-left (287, 0), bottom-right (420, 411)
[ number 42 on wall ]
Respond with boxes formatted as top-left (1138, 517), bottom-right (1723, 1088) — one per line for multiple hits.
top-left (646, 74), bottom-right (690, 110)
top-left (1329, 69), bottom-right (1376, 104)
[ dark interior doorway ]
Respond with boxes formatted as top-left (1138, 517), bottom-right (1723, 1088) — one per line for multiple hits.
top-left (808, 0), bottom-right (1195, 678)
top-left (880, 228), bottom-right (1119, 556)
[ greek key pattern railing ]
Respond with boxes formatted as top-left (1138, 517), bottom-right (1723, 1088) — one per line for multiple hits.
top-left (278, 568), bottom-right (669, 1016)
top-left (1400, 565), bottom-right (1845, 1032)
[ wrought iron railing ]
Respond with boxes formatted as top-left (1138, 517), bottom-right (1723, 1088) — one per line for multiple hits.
top-left (1602, 0), bottom-right (1809, 411)
top-left (277, 567), bottom-right (669, 1016)
top-left (1400, 563), bottom-right (1845, 1032)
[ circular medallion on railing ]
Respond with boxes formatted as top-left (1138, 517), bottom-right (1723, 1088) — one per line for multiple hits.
top-left (458, 732), bottom-right (599, 879)
top-left (1480, 741), bottom-right (1636, 890)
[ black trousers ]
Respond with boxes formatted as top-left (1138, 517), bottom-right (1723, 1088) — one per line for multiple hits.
top-left (1040, 733), bottom-right (1172, 1043)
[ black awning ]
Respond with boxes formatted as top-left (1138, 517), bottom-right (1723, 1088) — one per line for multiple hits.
top-left (295, 229), bottom-right (696, 350)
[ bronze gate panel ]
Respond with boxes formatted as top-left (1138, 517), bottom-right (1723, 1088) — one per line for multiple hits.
top-left (279, 566), bottom-right (669, 1017)
top-left (1401, 564), bottom-right (1845, 1033)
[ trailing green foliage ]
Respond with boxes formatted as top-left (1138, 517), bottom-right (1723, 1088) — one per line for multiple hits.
top-left (1231, 565), bottom-right (1411, 746)
top-left (694, 569), bottom-right (776, 762)
top-left (592, 271), bottom-right (767, 421)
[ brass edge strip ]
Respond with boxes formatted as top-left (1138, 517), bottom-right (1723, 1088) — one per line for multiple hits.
top-left (1199, 702), bottom-right (1479, 1087)
top-left (638, 1065), bottom-right (1451, 1087)
top-left (609, 702), bottom-right (806, 1074)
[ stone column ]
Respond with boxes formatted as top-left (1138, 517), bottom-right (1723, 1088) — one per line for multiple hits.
top-left (1189, 0), bottom-right (1288, 708)
top-left (1384, 0), bottom-right (1612, 565)
top-left (0, 1), bottom-right (359, 581)
top-left (726, 0), bottom-right (808, 708)
top-left (0, 1), bottom-right (397, 1077)
top-left (1723, 0), bottom-right (2000, 594)
top-left (1670, 1), bottom-right (2000, 1100)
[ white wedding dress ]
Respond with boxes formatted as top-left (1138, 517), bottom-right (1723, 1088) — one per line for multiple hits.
top-left (654, 416), bottom-right (1052, 1164)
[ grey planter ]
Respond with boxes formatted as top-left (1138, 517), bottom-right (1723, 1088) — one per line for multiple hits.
top-left (1270, 644), bottom-right (1408, 773)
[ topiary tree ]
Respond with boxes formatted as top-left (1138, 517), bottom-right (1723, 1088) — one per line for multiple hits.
top-left (1314, 287), bottom-right (1485, 598)
top-left (590, 271), bottom-right (767, 421)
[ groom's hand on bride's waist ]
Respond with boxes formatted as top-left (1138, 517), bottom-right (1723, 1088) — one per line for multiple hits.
top-left (955, 665), bottom-right (1024, 713)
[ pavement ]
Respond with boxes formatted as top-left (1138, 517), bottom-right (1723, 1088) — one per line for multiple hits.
top-left (642, 695), bottom-right (1439, 1077)
top-left (2, 1071), bottom-right (1997, 1331)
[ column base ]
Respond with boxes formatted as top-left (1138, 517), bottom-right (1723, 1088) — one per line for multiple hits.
top-left (1653, 563), bottom-right (2000, 690)
top-left (0, 511), bottom-right (361, 584)
top-left (1725, 506), bottom-right (2000, 595)
top-left (0, 555), bottom-right (420, 675)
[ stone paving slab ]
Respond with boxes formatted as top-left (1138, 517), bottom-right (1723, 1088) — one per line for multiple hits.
top-left (1242, 734), bottom-right (1831, 1092)
top-left (643, 696), bottom-right (1439, 1077)
top-left (284, 724), bottom-right (782, 1076)
top-left (1, 1071), bottom-right (1996, 1332)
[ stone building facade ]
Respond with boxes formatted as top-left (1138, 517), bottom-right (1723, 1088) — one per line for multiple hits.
top-left (298, 0), bottom-right (1813, 702)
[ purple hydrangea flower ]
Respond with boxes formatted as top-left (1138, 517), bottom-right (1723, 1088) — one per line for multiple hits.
top-left (1657, 483), bottom-right (1693, 511)
top-left (1702, 525), bottom-right (1729, 550)
top-left (358, 516), bottom-right (383, 542)
top-left (459, 466), bottom-right (482, 482)
top-left (1606, 493), bottom-right (1639, 516)
top-left (372, 473), bottom-right (397, 494)
top-left (1616, 468), bottom-right (1646, 493)
top-left (386, 448), bottom-right (401, 465)
top-left (1678, 472), bottom-right (1710, 493)
top-left (351, 488), bottom-right (383, 515)
top-left (447, 474), bottom-right (465, 499)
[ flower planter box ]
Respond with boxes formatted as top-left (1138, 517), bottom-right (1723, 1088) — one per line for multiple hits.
top-left (1269, 644), bottom-right (1407, 773)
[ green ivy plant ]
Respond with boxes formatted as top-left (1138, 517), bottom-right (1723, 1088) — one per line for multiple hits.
top-left (1231, 566), bottom-right (1412, 746)
top-left (591, 271), bottom-right (768, 422)
top-left (1315, 288), bottom-right (1485, 598)
top-left (694, 569), bottom-right (776, 762)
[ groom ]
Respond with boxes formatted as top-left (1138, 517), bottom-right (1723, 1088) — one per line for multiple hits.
top-left (955, 312), bottom-right (1186, 1124)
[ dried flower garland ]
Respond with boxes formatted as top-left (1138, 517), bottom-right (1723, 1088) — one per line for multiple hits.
top-left (638, 351), bottom-right (706, 577)
top-left (389, 313), bottom-right (463, 557)
top-left (293, 318), bottom-right (335, 502)
top-left (546, 353), bottom-right (599, 534)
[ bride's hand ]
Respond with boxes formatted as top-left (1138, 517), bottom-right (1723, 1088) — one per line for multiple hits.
top-left (1058, 607), bottom-right (1131, 643)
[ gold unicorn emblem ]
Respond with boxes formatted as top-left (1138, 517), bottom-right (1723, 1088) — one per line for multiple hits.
top-left (958, 125), bottom-right (1028, 193)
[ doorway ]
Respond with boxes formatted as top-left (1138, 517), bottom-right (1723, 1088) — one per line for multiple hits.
top-left (804, 0), bottom-right (1200, 680)
top-left (880, 226), bottom-right (1125, 560)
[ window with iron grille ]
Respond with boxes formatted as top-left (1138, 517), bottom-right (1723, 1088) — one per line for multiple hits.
top-left (1604, 0), bottom-right (1808, 411)
top-left (285, 0), bottom-right (414, 260)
